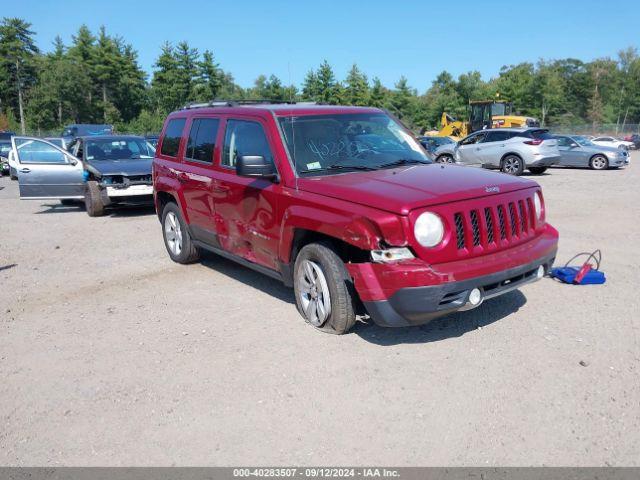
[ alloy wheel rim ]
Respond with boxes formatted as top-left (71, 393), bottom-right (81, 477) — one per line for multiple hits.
top-left (297, 259), bottom-right (331, 327)
top-left (593, 157), bottom-right (606, 169)
top-left (504, 157), bottom-right (519, 173)
top-left (164, 212), bottom-right (183, 255)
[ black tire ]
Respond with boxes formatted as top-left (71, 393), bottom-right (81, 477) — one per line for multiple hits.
top-left (84, 181), bottom-right (105, 216)
top-left (501, 155), bottom-right (524, 175)
top-left (436, 154), bottom-right (454, 164)
top-left (528, 167), bottom-right (547, 174)
top-left (589, 155), bottom-right (608, 170)
top-left (293, 242), bottom-right (357, 335)
top-left (161, 202), bottom-right (200, 264)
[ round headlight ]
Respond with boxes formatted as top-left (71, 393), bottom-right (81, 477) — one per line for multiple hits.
top-left (414, 212), bottom-right (444, 247)
top-left (534, 191), bottom-right (543, 220)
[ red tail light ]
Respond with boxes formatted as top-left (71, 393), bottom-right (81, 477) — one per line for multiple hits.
top-left (524, 139), bottom-right (543, 145)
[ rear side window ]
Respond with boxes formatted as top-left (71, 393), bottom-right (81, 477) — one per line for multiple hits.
top-left (186, 118), bottom-right (220, 163)
top-left (520, 129), bottom-right (554, 140)
top-left (222, 120), bottom-right (274, 168)
top-left (160, 118), bottom-right (186, 157)
top-left (484, 131), bottom-right (514, 142)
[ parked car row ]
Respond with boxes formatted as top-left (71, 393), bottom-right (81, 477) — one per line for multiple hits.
top-left (422, 129), bottom-right (631, 173)
top-left (4, 103), bottom-right (559, 335)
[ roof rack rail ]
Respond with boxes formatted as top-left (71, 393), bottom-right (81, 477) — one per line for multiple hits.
top-left (181, 99), bottom-right (310, 110)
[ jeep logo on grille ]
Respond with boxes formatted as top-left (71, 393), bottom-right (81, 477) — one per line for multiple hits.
top-left (485, 186), bottom-right (500, 193)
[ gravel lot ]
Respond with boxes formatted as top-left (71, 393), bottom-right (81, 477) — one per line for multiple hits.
top-left (1, 155), bottom-right (639, 466)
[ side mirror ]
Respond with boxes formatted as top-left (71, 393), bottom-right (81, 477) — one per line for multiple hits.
top-left (569, 143), bottom-right (579, 148)
top-left (236, 155), bottom-right (277, 181)
top-left (67, 156), bottom-right (78, 165)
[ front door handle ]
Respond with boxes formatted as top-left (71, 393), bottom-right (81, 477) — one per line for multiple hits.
top-left (19, 168), bottom-right (31, 173)
top-left (176, 172), bottom-right (189, 183)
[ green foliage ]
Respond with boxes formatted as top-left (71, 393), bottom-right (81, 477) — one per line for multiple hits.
top-left (1, 16), bottom-right (639, 135)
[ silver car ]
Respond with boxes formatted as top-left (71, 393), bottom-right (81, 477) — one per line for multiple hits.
top-left (555, 135), bottom-right (629, 170)
top-left (433, 128), bottom-right (561, 175)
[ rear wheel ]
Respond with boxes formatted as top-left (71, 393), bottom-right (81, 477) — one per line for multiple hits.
top-left (436, 154), bottom-right (455, 164)
top-left (84, 181), bottom-right (105, 217)
top-left (528, 167), bottom-right (547, 174)
top-left (501, 155), bottom-right (524, 175)
top-left (590, 155), bottom-right (608, 170)
top-left (293, 242), bottom-right (356, 335)
top-left (161, 202), bottom-right (199, 264)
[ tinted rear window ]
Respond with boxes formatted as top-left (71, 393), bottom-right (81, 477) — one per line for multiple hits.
top-left (161, 118), bottom-right (186, 157)
top-left (186, 118), bottom-right (219, 163)
top-left (520, 129), bottom-right (554, 140)
top-left (485, 131), bottom-right (514, 142)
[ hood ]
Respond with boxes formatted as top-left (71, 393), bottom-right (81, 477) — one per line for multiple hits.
top-left (85, 158), bottom-right (152, 177)
top-left (296, 164), bottom-right (538, 215)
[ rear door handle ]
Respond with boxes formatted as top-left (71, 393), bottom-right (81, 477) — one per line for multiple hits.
top-left (19, 168), bottom-right (31, 173)
top-left (176, 172), bottom-right (189, 183)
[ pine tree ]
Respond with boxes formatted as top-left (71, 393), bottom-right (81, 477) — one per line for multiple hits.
top-left (316, 60), bottom-right (337, 104)
top-left (302, 69), bottom-right (320, 101)
top-left (369, 77), bottom-right (388, 108)
top-left (0, 18), bottom-right (39, 133)
top-left (195, 50), bottom-right (222, 101)
top-left (345, 63), bottom-right (369, 106)
top-left (151, 42), bottom-right (180, 113)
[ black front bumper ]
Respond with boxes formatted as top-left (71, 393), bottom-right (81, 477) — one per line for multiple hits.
top-left (363, 252), bottom-right (556, 327)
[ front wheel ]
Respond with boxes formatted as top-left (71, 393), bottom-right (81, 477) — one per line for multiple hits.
top-left (501, 155), bottom-right (524, 175)
top-left (528, 167), bottom-right (547, 174)
top-left (436, 154), bottom-right (455, 164)
top-left (293, 242), bottom-right (356, 335)
top-left (590, 155), bottom-right (608, 170)
top-left (84, 181), bottom-right (105, 216)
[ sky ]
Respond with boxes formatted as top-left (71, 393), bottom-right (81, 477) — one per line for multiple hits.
top-left (4, 0), bottom-right (640, 92)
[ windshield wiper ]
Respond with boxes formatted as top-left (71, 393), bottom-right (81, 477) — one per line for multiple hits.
top-left (299, 164), bottom-right (378, 174)
top-left (376, 158), bottom-right (430, 169)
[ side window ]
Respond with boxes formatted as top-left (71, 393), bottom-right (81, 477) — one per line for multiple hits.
top-left (186, 118), bottom-right (220, 163)
top-left (15, 139), bottom-right (67, 164)
top-left (160, 118), bottom-right (186, 157)
top-left (222, 119), bottom-right (274, 168)
top-left (556, 137), bottom-right (571, 147)
top-left (484, 131), bottom-right (511, 143)
top-left (460, 134), bottom-right (479, 146)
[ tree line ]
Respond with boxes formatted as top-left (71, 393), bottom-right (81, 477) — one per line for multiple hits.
top-left (1, 17), bottom-right (639, 136)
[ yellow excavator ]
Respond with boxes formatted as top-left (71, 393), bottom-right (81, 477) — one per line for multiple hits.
top-left (434, 100), bottom-right (539, 140)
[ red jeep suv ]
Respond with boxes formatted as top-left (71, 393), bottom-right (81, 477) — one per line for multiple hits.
top-left (153, 101), bottom-right (558, 334)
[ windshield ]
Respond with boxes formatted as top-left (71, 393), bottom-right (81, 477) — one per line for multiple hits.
top-left (85, 138), bottom-right (155, 161)
top-left (491, 102), bottom-right (512, 116)
top-left (46, 138), bottom-right (63, 148)
top-left (573, 136), bottom-right (593, 146)
top-left (278, 113), bottom-right (430, 175)
top-left (0, 142), bottom-right (10, 158)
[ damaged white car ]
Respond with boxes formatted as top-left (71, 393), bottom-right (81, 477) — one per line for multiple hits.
top-left (12, 135), bottom-right (154, 216)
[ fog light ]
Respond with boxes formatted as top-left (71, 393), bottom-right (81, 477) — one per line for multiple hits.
top-left (537, 265), bottom-right (545, 279)
top-left (468, 288), bottom-right (482, 306)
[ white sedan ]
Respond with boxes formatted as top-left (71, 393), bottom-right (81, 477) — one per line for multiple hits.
top-left (591, 136), bottom-right (634, 150)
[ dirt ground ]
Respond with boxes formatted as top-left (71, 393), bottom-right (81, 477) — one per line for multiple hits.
top-left (1, 154), bottom-right (639, 466)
